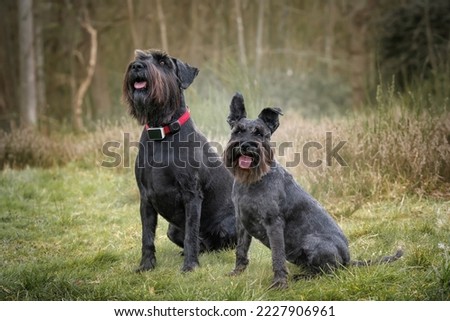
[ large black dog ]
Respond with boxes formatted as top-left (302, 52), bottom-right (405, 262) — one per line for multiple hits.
top-left (224, 93), bottom-right (403, 289)
top-left (123, 49), bottom-right (236, 272)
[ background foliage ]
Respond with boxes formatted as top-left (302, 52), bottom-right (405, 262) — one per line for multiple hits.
top-left (1, 0), bottom-right (449, 130)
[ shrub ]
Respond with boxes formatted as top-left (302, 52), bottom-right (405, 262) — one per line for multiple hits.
top-left (0, 120), bottom-right (141, 170)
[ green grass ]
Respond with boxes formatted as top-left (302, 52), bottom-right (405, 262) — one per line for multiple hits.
top-left (1, 78), bottom-right (449, 300)
top-left (1, 164), bottom-right (449, 301)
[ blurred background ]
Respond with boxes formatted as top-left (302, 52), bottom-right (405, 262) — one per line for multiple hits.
top-left (2, 0), bottom-right (449, 133)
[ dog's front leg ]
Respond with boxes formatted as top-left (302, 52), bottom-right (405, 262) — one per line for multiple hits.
top-left (266, 218), bottom-right (288, 289)
top-left (181, 195), bottom-right (202, 272)
top-left (136, 198), bottom-right (158, 272)
top-left (229, 217), bottom-right (252, 276)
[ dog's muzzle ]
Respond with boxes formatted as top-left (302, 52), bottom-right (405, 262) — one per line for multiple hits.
top-left (129, 63), bottom-right (148, 91)
top-left (234, 141), bottom-right (260, 169)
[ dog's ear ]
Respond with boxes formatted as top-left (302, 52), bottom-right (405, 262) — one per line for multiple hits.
top-left (228, 92), bottom-right (247, 128)
top-left (172, 58), bottom-right (199, 89)
top-left (134, 49), bottom-right (147, 59)
top-left (258, 107), bottom-right (283, 134)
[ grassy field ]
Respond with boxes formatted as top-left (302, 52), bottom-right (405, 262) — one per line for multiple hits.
top-left (1, 126), bottom-right (449, 300)
top-left (1, 82), bottom-right (450, 300)
top-left (0, 165), bottom-right (449, 300)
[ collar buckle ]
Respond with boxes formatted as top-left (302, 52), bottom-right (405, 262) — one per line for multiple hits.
top-left (145, 108), bottom-right (190, 140)
top-left (168, 120), bottom-right (181, 133)
top-left (146, 127), bottom-right (165, 140)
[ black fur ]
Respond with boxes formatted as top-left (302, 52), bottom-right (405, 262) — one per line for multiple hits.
top-left (224, 93), bottom-right (403, 289)
top-left (123, 49), bottom-right (236, 272)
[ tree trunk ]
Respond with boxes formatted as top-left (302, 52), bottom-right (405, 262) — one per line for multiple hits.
top-left (126, 0), bottom-right (139, 49)
top-left (189, 0), bottom-right (200, 62)
top-left (35, 1), bottom-right (47, 132)
top-left (156, 0), bottom-right (168, 51)
top-left (424, 1), bottom-right (438, 73)
top-left (255, 0), bottom-right (265, 74)
top-left (73, 10), bottom-right (97, 132)
top-left (211, 1), bottom-right (224, 64)
top-left (18, 0), bottom-right (37, 127)
top-left (348, 0), bottom-right (377, 110)
top-left (234, 0), bottom-right (247, 67)
top-left (324, 1), bottom-right (336, 75)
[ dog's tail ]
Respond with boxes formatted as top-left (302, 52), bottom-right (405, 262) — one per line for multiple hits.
top-left (350, 248), bottom-right (404, 267)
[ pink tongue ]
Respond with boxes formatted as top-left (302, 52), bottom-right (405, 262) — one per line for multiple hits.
top-left (239, 155), bottom-right (253, 169)
top-left (134, 81), bottom-right (147, 89)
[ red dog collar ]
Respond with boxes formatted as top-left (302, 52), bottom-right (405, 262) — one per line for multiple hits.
top-left (145, 109), bottom-right (190, 140)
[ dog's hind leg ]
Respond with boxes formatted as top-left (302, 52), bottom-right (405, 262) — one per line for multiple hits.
top-left (167, 224), bottom-right (184, 248)
top-left (136, 198), bottom-right (158, 272)
top-left (167, 224), bottom-right (210, 255)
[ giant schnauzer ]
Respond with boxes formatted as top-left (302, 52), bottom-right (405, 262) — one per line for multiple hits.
top-left (123, 49), bottom-right (236, 272)
top-left (224, 93), bottom-right (403, 289)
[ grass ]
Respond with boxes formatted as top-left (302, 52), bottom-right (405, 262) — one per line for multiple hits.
top-left (1, 160), bottom-right (449, 301)
top-left (1, 78), bottom-right (449, 300)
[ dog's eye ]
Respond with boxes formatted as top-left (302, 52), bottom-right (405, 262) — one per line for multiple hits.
top-left (159, 60), bottom-right (165, 66)
top-left (253, 128), bottom-right (263, 137)
top-left (233, 127), bottom-right (244, 134)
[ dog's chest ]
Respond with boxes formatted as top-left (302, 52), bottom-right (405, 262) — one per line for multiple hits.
top-left (233, 185), bottom-right (276, 245)
top-left (136, 143), bottom-right (187, 221)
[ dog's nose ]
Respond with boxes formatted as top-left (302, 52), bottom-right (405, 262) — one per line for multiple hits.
top-left (131, 62), bottom-right (144, 71)
top-left (240, 141), bottom-right (258, 151)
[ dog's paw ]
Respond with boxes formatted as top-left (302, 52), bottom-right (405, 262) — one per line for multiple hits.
top-left (269, 277), bottom-right (288, 290)
top-left (227, 265), bottom-right (246, 277)
top-left (135, 257), bottom-right (156, 273)
top-left (181, 262), bottom-right (199, 273)
top-left (227, 270), bottom-right (241, 277)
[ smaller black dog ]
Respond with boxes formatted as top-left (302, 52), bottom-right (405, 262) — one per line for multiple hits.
top-left (224, 93), bottom-right (403, 289)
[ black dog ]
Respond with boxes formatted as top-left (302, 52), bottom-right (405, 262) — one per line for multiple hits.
top-left (123, 49), bottom-right (236, 272)
top-left (224, 93), bottom-right (403, 289)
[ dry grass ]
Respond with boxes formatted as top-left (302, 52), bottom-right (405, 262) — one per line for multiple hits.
top-left (0, 120), bottom-right (141, 170)
top-left (272, 106), bottom-right (450, 207)
top-left (1, 102), bottom-right (449, 208)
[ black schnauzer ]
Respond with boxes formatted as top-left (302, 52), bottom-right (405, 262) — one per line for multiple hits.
top-left (123, 49), bottom-right (236, 272)
top-left (224, 93), bottom-right (403, 289)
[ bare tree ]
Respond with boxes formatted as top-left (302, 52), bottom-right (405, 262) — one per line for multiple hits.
top-left (72, 9), bottom-right (97, 132)
top-left (255, 0), bottom-right (266, 73)
top-left (324, 1), bottom-right (337, 75)
top-left (347, 0), bottom-right (377, 110)
top-left (234, 0), bottom-right (247, 67)
top-left (18, 0), bottom-right (37, 127)
top-left (189, 0), bottom-right (200, 60)
top-left (35, 1), bottom-right (47, 132)
top-left (156, 0), bottom-right (168, 51)
top-left (127, 0), bottom-right (139, 49)
top-left (424, 1), bottom-right (438, 72)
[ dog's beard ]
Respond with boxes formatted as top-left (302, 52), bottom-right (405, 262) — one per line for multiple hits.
top-left (123, 63), bottom-right (181, 126)
top-left (224, 141), bottom-right (273, 185)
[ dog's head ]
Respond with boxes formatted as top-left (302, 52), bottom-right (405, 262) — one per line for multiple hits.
top-left (122, 49), bottom-right (199, 125)
top-left (224, 93), bottom-right (283, 185)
